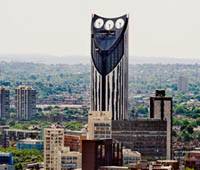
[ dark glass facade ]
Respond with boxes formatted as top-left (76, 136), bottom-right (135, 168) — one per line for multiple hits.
top-left (91, 14), bottom-right (129, 120)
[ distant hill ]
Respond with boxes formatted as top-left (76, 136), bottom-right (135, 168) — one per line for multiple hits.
top-left (0, 54), bottom-right (200, 64)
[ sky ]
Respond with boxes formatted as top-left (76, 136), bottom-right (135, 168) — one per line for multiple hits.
top-left (0, 0), bottom-right (200, 60)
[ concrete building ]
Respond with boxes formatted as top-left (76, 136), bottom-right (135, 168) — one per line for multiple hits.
top-left (0, 87), bottom-right (9, 119)
top-left (3, 129), bottom-right (40, 147)
top-left (91, 14), bottom-right (129, 120)
top-left (60, 147), bottom-right (82, 170)
top-left (44, 125), bottom-right (64, 170)
top-left (87, 111), bottom-right (112, 140)
top-left (0, 164), bottom-right (15, 170)
top-left (156, 160), bottom-right (179, 170)
top-left (112, 119), bottom-right (167, 160)
top-left (64, 130), bottom-right (86, 152)
top-left (26, 163), bottom-right (44, 170)
top-left (16, 138), bottom-right (43, 151)
top-left (150, 90), bottom-right (172, 159)
top-left (123, 149), bottom-right (141, 166)
top-left (82, 139), bottom-right (123, 170)
top-left (0, 126), bottom-right (9, 147)
top-left (185, 151), bottom-right (200, 170)
top-left (0, 152), bottom-right (15, 170)
top-left (15, 85), bottom-right (36, 120)
top-left (177, 75), bottom-right (188, 92)
top-left (99, 166), bottom-right (129, 170)
top-left (0, 152), bottom-right (13, 165)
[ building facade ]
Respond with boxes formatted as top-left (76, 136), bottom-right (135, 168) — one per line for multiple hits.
top-left (44, 125), bottom-right (64, 170)
top-left (123, 149), bottom-right (141, 166)
top-left (61, 147), bottom-right (82, 170)
top-left (150, 90), bottom-right (172, 159)
top-left (0, 87), bottom-right (9, 119)
top-left (177, 75), bottom-right (188, 92)
top-left (82, 139), bottom-right (123, 170)
top-left (112, 119), bottom-right (167, 160)
top-left (64, 130), bottom-right (86, 152)
top-left (91, 14), bottom-right (129, 120)
top-left (15, 85), bottom-right (36, 120)
top-left (16, 138), bottom-right (43, 151)
top-left (3, 129), bottom-right (40, 147)
top-left (87, 111), bottom-right (112, 140)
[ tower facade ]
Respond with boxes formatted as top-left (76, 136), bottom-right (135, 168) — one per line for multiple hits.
top-left (150, 90), bottom-right (172, 160)
top-left (0, 87), bottom-right (10, 119)
top-left (44, 125), bottom-right (64, 170)
top-left (91, 14), bottom-right (129, 120)
top-left (15, 85), bottom-right (36, 120)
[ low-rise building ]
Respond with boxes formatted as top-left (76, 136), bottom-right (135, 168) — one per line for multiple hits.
top-left (61, 147), bottom-right (82, 170)
top-left (0, 152), bottom-right (15, 170)
top-left (3, 129), bottom-right (41, 147)
top-left (185, 151), bottom-right (200, 170)
top-left (64, 130), bottom-right (86, 152)
top-left (16, 138), bottom-right (43, 151)
top-left (123, 149), bottom-right (141, 166)
top-left (0, 164), bottom-right (15, 170)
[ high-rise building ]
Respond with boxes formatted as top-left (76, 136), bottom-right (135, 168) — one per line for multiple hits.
top-left (87, 111), bottom-right (112, 140)
top-left (177, 75), bottom-right (188, 92)
top-left (15, 85), bottom-right (36, 120)
top-left (150, 90), bottom-right (172, 160)
top-left (91, 14), bottom-right (129, 120)
top-left (44, 125), bottom-right (64, 170)
top-left (0, 87), bottom-right (9, 119)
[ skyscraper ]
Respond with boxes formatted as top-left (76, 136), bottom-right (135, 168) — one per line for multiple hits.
top-left (15, 85), bottom-right (36, 120)
top-left (150, 90), bottom-right (172, 160)
top-left (0, 87), bottom-right (10, 119)
top-left (91, 14), bottom-right (129, 120)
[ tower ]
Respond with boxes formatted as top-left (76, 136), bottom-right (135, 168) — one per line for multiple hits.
top-left (150, 90), bottom-right (172, 159)
top-left (0, 87), bottom-right (10, 119)
top-left (44, 125), bottom-right (64, 170)
top-left (177, 75), bottom-right (188, 92)
top-left (91, 14), bottom-right (129, 120)
top-left (15, 85), bottom-right (36, 120)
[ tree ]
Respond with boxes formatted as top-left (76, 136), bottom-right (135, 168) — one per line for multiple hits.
top-left (174, 104), bottom-right (188, 115)
top-left (136, 105), bottom-right (148, 116)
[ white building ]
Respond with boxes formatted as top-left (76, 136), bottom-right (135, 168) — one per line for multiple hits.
top-left (61, 147), bottom-right (82, 170)
top-left (87, 111), bottom-right (112, 140)
top-left (0, 164), bottom-right (15, 170)
top-left (123, 149), bottom-right (141, 166)
top-left (44, 125), bottom-right (64, 170)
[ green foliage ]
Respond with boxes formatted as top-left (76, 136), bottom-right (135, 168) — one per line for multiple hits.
top-left (185, 167), bottom-right (194, 170)
top-left (0, 147), bottom-right (43, 169)
top-left (64, 122), bottom-right (83, 131)
top-left (174, 104), bottom-right (188, 115)
top-left (136, 105), bottom-right (148, 116)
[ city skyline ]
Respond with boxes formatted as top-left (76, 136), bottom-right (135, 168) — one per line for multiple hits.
top-left (0, 0), bottom-right (200, 60)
